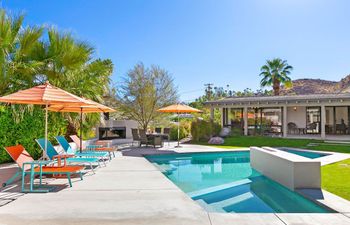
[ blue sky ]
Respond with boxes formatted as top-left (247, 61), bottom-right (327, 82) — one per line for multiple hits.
top-left (2, 0), bottom-right (350, 101)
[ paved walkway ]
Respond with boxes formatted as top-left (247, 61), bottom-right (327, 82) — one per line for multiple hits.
top-left (1, 144), bottom-right (350, 225)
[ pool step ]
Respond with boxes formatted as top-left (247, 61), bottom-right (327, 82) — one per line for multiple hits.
top-left (210, 192), bottom-right (254, 209)
top-left (188, 178), bottom-right (252, 198)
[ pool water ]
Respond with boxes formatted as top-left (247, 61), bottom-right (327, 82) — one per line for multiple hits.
top-left (147, 152), bottom-right (331, 213)
top-left (280, 148), bottom-right (329, 159)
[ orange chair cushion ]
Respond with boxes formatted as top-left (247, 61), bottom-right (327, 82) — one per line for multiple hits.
top-left (34, 166), bottom-right (84, 173)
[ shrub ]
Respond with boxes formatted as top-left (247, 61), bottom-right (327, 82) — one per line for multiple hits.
top-left (0, 106), bottom-right (68, 164)
top-left (169, 121), bottom-right (191, 141)
top-left (191, 119), bottom-right (221, 142)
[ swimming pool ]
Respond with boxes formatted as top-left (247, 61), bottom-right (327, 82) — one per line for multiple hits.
top-left (147, 152), bottom-right (331, 213)
top-left (279, 148), bottom-right (329, 159)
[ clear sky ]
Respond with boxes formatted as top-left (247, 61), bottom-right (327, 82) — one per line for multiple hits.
top-left (2, 0), bottom-right (350, 101)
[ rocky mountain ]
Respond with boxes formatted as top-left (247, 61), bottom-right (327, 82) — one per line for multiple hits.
top-left (280, 74), bottom-right (350, 95)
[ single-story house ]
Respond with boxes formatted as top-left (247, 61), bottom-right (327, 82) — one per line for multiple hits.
top-left (205, 93), bottom-right (350, 140)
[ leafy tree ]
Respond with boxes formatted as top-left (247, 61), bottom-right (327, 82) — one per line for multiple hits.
top-left (116, 63), bottom-right (178, 130)
top-left (0, 9), bottom-right (114, 150)
top-left (259, 58), bottom-right (293, 96)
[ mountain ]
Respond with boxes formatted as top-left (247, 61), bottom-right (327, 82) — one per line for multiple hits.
top-left (280, 75), bottom-right (350, 95)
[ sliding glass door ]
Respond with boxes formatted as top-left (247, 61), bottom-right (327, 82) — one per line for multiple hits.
top-left (306, 107), bottom-right (321, 134)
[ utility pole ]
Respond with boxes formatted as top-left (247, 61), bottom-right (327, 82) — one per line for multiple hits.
top-left (204, 83), bottom-right (213, 100)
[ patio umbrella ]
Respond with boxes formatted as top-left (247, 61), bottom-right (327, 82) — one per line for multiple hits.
top-left (48, 99), bottom-right (115, 152)
top-left (0, 81), bottom-right (93, 159)
top-left (157, 104), bottom-right (202, 147)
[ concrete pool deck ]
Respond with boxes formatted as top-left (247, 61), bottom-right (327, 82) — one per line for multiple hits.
top-left (1, 143), bottom-right (350, 225)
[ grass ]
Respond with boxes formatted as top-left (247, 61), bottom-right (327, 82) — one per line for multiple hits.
top-left (193, 136), bottom-right (350, 154)
top-left (322, 158), bottom-right (350, 201)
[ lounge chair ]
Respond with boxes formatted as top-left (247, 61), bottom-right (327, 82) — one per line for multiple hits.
top-left (3, 145), bottom-right (84, 192)
top-left (69, 135), bottom-right (116, 158)
top-left (36, 138), bottom-right (102, 171)
top-left (53, 136), bottom-right (110, 162)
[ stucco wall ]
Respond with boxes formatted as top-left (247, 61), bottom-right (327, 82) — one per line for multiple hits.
top-left (287, 106), bottom-right (306, 128)
top-left (250, 147), bottom-right (321, 190)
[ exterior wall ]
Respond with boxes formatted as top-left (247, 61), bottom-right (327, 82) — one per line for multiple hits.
top-left (287, 106), bottom-right (306, 128)
top-left (250, 147), bottom-right (321, 190)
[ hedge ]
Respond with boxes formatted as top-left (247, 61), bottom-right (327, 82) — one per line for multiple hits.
top-left (0, 106), bottom-right (68, 164)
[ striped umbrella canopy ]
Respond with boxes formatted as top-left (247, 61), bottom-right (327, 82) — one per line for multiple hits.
top-left (48, 100), bottom-right (116, 152)
top-left (158, 104), bottom-right (202, 147)
top-left (0, 82), bottom-right (94, 158)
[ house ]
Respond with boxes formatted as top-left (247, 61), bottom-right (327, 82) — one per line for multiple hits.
top-left (205, 93), bottom-right (350, 140)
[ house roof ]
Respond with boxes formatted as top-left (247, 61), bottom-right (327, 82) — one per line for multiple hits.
top-left (205, 93), bottom-right (350, 107)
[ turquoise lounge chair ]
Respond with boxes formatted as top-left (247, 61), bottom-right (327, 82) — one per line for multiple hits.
top-left (36, 138), bottom-right (101, 173)
top-left (55, 136), bottom-right (110, 161)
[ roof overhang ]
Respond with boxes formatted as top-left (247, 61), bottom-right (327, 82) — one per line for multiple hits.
top-left (205, 93), bottom-right (350, 108)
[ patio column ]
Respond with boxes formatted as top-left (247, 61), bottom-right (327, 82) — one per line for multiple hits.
top-left (283, 105), bottom-right (288, 137)
top-left (243, 106), bottom-right (248, 136)
top-left (210, 107), bottom-right (214, 121)
top-left (321, 105), bottom-right (326, 139)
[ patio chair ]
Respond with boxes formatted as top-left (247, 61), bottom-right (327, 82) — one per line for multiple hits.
top-left (155, 127), bottom-right (162, 134)
top-left (138, 129), bottom-right (154, 147)
top-left (163, 128), bottom-right (171, 145)
top-left (287, 122), bottom-right (299, 134)
top-left (306, 122), bottom-right (318, 134)
top-left (36, 138), bottom-right (102, 170)
top-left (54, 136), bottom-right (110, 162)
top-left (3, 145), bottom-right (84, 192)
top-left (131, 128), bottom-right (141, 146)
top-left (69, 135), bottom-right (116, 158)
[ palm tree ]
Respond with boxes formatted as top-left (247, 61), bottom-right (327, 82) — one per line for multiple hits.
top-left (0, 10), bottom-right (44, 95)
top-left (259, 58), bottom-right (293, 96)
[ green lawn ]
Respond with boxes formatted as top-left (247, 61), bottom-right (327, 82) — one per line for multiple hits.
top-left (322, 158), bottom-right (350, 200)
top-left (194, 136), bottom-right (350, 154)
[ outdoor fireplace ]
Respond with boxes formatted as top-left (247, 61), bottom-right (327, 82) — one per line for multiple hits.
top-left (99, 127), bottom-right (126, 140)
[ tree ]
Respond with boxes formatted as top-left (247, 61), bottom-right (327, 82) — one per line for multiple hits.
top-left (259, 58), bottom-right (293, 96)
top-left (0, 10), bottom-right (114, 138)
top-left (0, 10), bottom-right (44, 95)
top-left (116, 63), bottom-right (178, 130)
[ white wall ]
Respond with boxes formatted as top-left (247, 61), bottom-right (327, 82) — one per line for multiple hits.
top-left (287, 106), bottom-right (306, 128)
top-left (250, 147), bottom-right (321, 190)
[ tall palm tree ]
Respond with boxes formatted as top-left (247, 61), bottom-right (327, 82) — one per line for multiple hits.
top-left (0, 10), bottom-right (44, 95)
top-left (259, 58), bottom-right (293, 96)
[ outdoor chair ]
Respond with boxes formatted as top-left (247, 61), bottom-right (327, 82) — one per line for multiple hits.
top-left (54, 136), bottom-right (110, 161)
top-left (287, 122), bottom-right (299, 134)
top-left (163, 128), bottom-right (171, 145)
top-left (139, 129), bottom-right (153, 147)
top-left (69, 135), bottom-right (116, 158)
top-left (306, 122), bottom-right (318, 134)
top-left (131, 128), bottom-right (141, 146)
top-left (155, 127), bottom-right (162, 134)
top-left (36, 138), bottom-right (102, 170)
top-left (3, 145), bottom-right (84, 192)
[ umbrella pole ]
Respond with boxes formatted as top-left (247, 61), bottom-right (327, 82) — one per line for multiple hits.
top-left (44, 102), bottom-right (48, 160)
top-left (175, 112), bottom-right (182, 148)
top-left (80, 107), bottom-right (83, 153)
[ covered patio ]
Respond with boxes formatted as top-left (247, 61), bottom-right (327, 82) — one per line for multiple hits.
top-left (206, 94), bottom-right (350, 140)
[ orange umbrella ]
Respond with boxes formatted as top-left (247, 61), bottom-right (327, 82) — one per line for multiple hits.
top-left (0, 82), bottom-right (93, 158)
top-left (158, 104), bottom-right (202, 147)
top-left (48, 99), bottom-right (116, 152)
